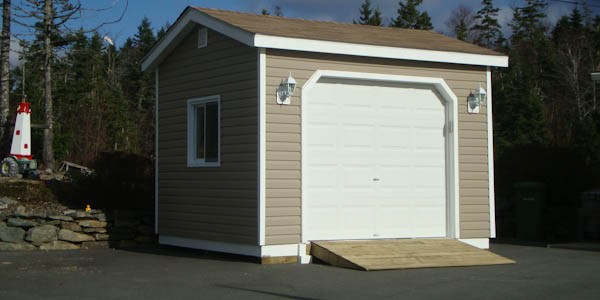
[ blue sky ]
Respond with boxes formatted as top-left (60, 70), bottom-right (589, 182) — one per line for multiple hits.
top-left (7, 0), bottom-right (592, 64)
top-left (65, 0), bottom-right (585, 46)
top-left (92, 0), bottom-right (585, 43)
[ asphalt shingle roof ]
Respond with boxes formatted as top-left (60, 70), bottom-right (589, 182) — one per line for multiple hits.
top-left (194, 7), bottom-right (504, 57)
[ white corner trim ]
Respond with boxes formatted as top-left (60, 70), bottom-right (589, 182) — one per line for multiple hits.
top-left (258, 48), bottom-right (267, 246)
top-left (459, 238), bottom-right (490, 249)
top-left (154, 68), bottom-right (159, 235)
top-left (254, 34), bottom-right (508, 68)
top-left (300, 70), bottom-right (460, 242)
top-left (260, 244), bottom-right (299, 257)
top-left (142, 9), bottom-right (508, 71)
top-left (487, 68), bottom-right (497, 238)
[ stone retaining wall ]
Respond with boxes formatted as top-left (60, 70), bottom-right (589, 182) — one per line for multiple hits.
top-left (0, 206), bottom-right (156, 251)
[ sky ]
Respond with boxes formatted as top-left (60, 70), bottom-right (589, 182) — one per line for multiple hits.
top-left (90, 0), bottom-right (584, 43)
top-left (6, 0), bottom-right (596, 65)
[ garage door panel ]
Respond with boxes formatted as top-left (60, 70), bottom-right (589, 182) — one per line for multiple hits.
top-left (341, 206), bottom-right (375, 236)
top-left (304, 79), bottom-right (447, 241)
top-left (379, 207), bottom-right (414, 236)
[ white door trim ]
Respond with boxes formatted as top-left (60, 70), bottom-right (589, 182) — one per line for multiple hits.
top-left (486, 68), bottom-right (496, 238)
top-left (300, 70), bottom-right (460, 243)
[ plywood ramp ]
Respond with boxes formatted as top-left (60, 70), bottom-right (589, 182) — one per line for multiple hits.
top-left (310, 239), bottom-right (515, 271)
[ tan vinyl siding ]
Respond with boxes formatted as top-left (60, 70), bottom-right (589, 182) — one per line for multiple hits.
top-left (265, 50), bottom-right (490, 244)
top-left (158, 28), bottom-right (258, 244)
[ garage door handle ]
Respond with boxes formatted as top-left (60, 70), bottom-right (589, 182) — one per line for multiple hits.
top-left (373, 178), bottom-right (380, 181)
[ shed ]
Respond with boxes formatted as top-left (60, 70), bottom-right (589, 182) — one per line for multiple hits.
top-left (141, 7), bottom-right (508, 263)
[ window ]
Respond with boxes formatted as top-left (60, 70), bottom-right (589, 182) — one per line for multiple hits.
top-left (198, 28), bottom-right (208, 48)
top-left (187, 96), bottom-right (220, 167)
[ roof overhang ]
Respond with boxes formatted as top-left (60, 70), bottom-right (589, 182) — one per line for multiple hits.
top-left (141, 7), bottom-right (509, 72)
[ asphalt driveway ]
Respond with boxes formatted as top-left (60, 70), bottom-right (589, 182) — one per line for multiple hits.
top-left (0, 243), bottom-right (599, 300)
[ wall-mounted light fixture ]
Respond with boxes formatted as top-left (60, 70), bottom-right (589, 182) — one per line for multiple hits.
top-left (276, 73), bottom-right (297, 105)
top-left (467, 86), bottom-right (487, 114)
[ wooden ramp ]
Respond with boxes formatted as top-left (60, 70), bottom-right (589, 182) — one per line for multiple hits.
top-left (310, 239), bottom-right (515, 271)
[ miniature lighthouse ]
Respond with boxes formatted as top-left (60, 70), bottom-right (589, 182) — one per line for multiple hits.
top-left (10, 102), bottom-right (32, 160)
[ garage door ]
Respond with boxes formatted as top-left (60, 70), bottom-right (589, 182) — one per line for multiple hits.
top-left (303, 78), bottom-right (447, 241)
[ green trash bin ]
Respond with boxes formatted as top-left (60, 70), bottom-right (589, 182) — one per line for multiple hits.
top-left (514, 182), bottom-right (546, 241)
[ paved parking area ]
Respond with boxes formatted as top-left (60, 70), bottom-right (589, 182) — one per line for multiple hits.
top-left (0, 243), bottom-right (599, 300)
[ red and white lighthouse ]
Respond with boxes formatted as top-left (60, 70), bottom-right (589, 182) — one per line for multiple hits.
top-left (10, 102), bottom-right (33, 160)
top-left (0, 101), bottom-right (37, 178)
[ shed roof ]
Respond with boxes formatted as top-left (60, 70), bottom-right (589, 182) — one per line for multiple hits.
top-left (142, 7), bottom-right (508, 71)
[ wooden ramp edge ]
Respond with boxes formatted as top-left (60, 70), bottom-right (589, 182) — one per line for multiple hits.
top-left (310, 239), bottom-right (515, 271)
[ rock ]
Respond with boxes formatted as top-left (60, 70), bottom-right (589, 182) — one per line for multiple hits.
top-left (7, 218), bottom-right (38, 228)
top-left (25, 225), bottom-right (58, 246)
top-left (0, 221), bottom-right (5, 227)
top-left (39, 241), bottom-right (79, 250)
top-left (42, 220), bottom-right (61, 226)
top-left (14, 206), bottom-right (46, 218)
top-left (0, 241), bottom-right (36, 251)
top-left (61, 222), bottom-right (82, 232)
top-left (83, 227), bottom-right (107, 234)
top-left (58, 229), bottom-right (94, 243)
top-left (14, 206), bottom-right (26, 216)
top-left (0, 196), bottom-right (18, 205)
top-left (49, 215), bottom-right (74, 222)
top-left (94, 233), bottom-right (110, 241)
top-left (92, 213), bottom-right (107, 222)
top-left (78, 220), bottom-right (107, 228)
top-left (74, 211), bottom-right (93, 219)
top-left (0, 226), bottom-right (26, 243)
top-left (63, 209), bottom-right (76, 216)
top-left (81, 241), bottom-right (110, 249)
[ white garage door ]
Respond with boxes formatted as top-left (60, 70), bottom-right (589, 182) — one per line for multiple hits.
top-left (303, 78), bottom-right (447, 241)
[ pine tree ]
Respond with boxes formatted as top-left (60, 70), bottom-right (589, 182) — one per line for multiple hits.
top-left (117, 17), bottom-right (157, 154)
top-left (455, 19), bottom-right (469, 41)
top-left (391, 0), bottom-right (432, 30)
top-left (355, 0), bottom-right (382, 26)
top-left (510, 0), bottom-right (548, 42)
top-left (494, 0), bottom-right (552, 153)
top-left (472, 0), bottom-right (504, 49)
top-left (445, 5), bottom-right (477, 42)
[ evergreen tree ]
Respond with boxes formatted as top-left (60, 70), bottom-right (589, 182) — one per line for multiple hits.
top-left (494, 0), bottom-right (552, 153)
top-left (455, 19), bottom-right (469, 41)
top-left (445, 5), bottom-right (477, 42)
top-left (391, 0), bottom-right (432, 30)
top-left (510, 0), bottom-right (548, 42)
top-left (117, 17), bottom-right (157, 154)
top-left (355, 0), bottom-right (382, 26)
top-left (472, 0), bottom-right (504, 49)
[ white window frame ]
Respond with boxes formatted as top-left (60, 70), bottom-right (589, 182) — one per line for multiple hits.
top-left (187, 95), bottom-right (220, 167)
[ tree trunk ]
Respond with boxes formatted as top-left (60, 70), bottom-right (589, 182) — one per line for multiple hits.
top-left (0, 0), bottom-right (11, 146)
top-left (43, 0), bottom-right (55, 170)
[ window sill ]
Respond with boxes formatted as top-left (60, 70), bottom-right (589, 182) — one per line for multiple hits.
top-left (187, 161), bottom-right (221, 168)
